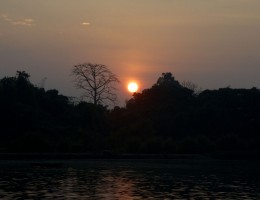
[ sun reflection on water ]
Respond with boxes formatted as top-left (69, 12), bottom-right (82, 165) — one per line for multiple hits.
top-left (0, 160), bottom-right (259, 199)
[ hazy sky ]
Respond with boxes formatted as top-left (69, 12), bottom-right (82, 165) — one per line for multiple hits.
top-left (1, 0), bottom-right (260, 105)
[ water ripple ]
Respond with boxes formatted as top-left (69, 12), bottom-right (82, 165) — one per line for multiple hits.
top-left (0, 160), bottom-right (259, 199)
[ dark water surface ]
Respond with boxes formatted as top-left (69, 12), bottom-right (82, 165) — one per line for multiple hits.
top-left (0, 159), bottom-right (259, 199)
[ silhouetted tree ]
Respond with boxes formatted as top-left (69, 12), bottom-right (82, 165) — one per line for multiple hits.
top-left (1, 70), bottom-right (260, 156)
top-left (72, 63), bottom-right (120, 106)
top-left (181, 81), bottom-right (202, 95)
top-left (156, 72), bottom-right (181, 88)
top-left (16, 70), bottom-right (30, 81)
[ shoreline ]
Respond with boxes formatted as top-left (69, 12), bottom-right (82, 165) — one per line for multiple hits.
top-left (0, 153), bottom-right (203, 160)
top-left (0, 152), bottom-right (259, 160)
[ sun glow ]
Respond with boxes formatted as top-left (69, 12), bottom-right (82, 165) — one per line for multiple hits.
top-left (127, 82), bottom-right (138, 93)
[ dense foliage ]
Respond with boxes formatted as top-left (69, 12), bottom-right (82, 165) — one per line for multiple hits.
top-left (0, 71), bottom-right (260, 156)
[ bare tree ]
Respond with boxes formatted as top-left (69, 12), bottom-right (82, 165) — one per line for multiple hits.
top-left (181, 81), bottom-right (202, 95)
top-left (72, 63), bottom-right (120, 106)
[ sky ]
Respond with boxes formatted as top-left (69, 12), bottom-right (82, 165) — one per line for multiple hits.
top-left (1, 0), bottom-right (260, 106)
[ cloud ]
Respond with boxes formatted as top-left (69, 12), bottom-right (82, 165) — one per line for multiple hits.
top-left (12, 19), bottom-right (35, 26)
top-left (1, 14), bottom-right (12, 22)
top-left (81, 22), bottom-right (91, 26)
top-left (0, 14), bottom-right (35, 27)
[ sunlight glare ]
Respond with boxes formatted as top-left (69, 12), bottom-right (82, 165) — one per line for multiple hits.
top-left (128, 82), bottom-right (138, 93)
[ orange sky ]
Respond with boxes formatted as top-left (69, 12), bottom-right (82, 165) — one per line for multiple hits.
top-left (1, 0), bottom-right (260, 105)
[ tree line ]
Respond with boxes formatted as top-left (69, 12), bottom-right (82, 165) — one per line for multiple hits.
top-left (0, 67), bottom-right (260, 158)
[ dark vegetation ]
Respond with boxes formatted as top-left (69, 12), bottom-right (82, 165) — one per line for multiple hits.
top-left (0, 71), bottom-right (260, 158)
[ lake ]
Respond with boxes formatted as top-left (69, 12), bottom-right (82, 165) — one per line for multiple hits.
top-left (0, 159), bottom-right (259, 199)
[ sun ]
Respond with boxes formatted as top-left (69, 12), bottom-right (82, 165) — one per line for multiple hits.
top-left (128, 82), bottom-right (138, 93)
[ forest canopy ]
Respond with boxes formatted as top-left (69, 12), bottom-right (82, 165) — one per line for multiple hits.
top-left (0, 71), bottom-right (259, 158)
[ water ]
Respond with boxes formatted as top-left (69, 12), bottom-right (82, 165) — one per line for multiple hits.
top-left (0, 159), bottom-right (259, 199)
